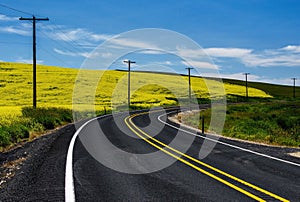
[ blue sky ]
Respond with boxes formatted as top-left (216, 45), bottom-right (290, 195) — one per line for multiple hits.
top-left (0, 0), bottom-right (299, 86)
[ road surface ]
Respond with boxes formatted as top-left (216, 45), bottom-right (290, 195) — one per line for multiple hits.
top-left (69, 108), bottom-right (300, 201)
top-left (1, 107), bottom-right (299, 201)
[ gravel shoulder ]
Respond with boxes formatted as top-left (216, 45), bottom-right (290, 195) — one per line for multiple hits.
top-left (0, 123), bottom-right (76, 201)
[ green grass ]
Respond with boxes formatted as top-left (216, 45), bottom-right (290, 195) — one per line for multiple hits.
top-left (0, 107), bottom-right (70, 149)
top-left (223, 78), bottom-right (300, 98)
top-left (180, 101), bottom-right (300, 147)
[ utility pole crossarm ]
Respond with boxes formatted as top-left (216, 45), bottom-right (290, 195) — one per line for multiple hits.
top-left (19, 17), bottom-right (49, 21)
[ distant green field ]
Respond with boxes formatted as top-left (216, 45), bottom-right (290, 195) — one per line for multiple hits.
top-left (223, 78), bottom-right (300, 98)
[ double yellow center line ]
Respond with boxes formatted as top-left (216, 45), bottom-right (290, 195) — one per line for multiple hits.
top-left (124, 111), bottom-right (289, 202)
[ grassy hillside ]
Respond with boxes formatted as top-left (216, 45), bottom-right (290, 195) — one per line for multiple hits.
top-left (0, 62), bottom-right (271, 110)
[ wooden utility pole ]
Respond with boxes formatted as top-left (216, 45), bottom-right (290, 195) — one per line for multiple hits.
top-left (291, 78), bottom-right (297, 98)
top-left (243, 73), bottom-right (250, 100)
top-left (186, 67), bottom-right (193, 105)
top-left (123, 60), bottom-right (136, 108)
top-left (19, 16), bottom-right (49, 108)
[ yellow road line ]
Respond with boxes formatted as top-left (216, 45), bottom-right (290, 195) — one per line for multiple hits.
top-left (124, 111), bottom-right (289, 202)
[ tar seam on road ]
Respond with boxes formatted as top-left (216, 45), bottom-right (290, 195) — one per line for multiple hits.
top-left (125, 111), bottom-right (290, 202)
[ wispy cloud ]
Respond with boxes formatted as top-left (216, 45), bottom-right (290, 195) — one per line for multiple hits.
top-left (138, 50), bottom-right (165, 55)
top-left (280, 45), bottom-right (300, 53)
top-left (0, 14), bottom-right (18, 21)
top-left (149, 60), bottom-right (173, 66)
top-left (204, 48), bottom-right (252, 58)
top-left (53, 48), bottom-right (104, 58)
top-left (44, 26), bottom-right (113, 43)
top-left (0, 26), bottom-right (30, 36)
top-left (53, 48), bottom-right (80, 57)
top-left (241, 46), bottom-right (300, 67)
top-left (182, 60), bottom-right (219, 70)
top-left (110, 37), bottom-right (159, 50)
top-left (203, 45), bottom-right (300, 67)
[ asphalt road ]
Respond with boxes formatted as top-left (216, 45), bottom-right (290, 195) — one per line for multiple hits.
top-left (1, 107), bottom-right (299, 201)
top-left (69, 108), bottom-right (300, 201)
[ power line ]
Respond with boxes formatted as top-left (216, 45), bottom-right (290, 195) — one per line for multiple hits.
top-left (38, 44), bottom-right (70, 67)
top-left (0, 3), bottom-right (33, 16)
top-left (0, 41), bottom-right (31, 45)
top-left (37, 27), bottom-right (86, 57)
top-left (0, 12), bottom-right (19, 18)
top-left (37, 23), bottom-right (89, 55)
top-left (48, 22), bottom-right (84, 48)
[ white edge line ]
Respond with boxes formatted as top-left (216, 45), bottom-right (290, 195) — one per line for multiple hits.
top-left (64, 110), bottom-right (142, 202)
top-left (65, 114), bottom-right (111, 202)
top-left (158, 111), bottom-right (300, 167)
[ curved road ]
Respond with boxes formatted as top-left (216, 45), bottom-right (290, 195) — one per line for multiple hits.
top-left (67, 108), bottom-right (300, 201)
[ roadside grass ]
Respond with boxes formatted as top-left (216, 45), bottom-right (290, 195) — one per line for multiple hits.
top-left (0, 106), bottom-right (112, 150)
top-left (180, 101), bottom-right (300, 147)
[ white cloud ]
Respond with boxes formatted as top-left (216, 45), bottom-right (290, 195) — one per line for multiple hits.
top-left (138, 50), bottom-right (165, 55)
top-left (90, 33), bottom-right (114, 41)
top-left (110, 37), bottom-right (159, 50)
top-left (53, 48), bottom-right (102, 58)
top-left (201, 45), bottom-right (300, 67)
top-left (0, 14), bottom-right (18, 21)
top-left (176, 47), bottom-right (207, 59)
top-left (165, 61), bottom-right (172, 65)
top-left (280, 45), bottom-right (300, 53)
top-left (241, 46), bottom-right (300, 67)
top-left (149, 61), bottom-right (173, 66)
top-left (43, 26), bottom-right (114, 44)
top-left (0, 26), bottom-right (30, 36)
top-left (54, 48), bottom-right (79, 57)
top-left (204, 48), bottom-right (252, 58)
top-left (100, 52), bottom-right (113, 58)
top-left (182, 60), bottom-right (219, 70)
top-left (50, 28), bottom-right (88, 41)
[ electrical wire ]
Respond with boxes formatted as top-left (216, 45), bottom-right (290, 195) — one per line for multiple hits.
top-left (0, 3), bottom-right (33, 16)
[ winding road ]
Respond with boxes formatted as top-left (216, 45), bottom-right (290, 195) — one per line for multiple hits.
top-left (67, 107), bottom-right (300, 201)
top-left (1, 107), bottom-right (299, 201)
